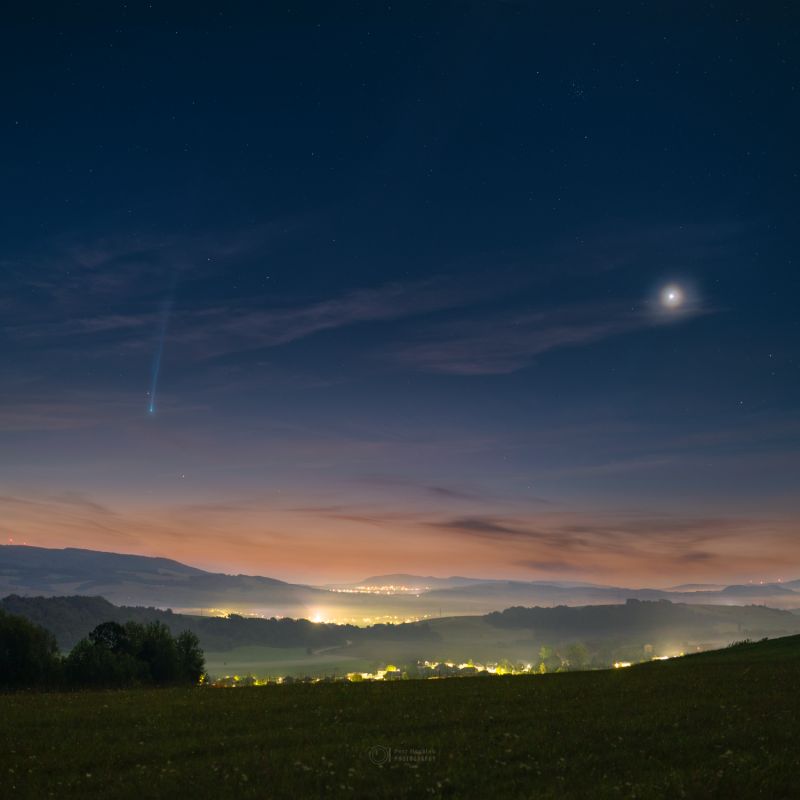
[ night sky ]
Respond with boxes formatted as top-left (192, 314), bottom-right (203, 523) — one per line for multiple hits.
top-left (2, 3), bottom-right (798, 584)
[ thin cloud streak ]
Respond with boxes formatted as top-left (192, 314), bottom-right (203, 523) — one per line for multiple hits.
top-left (392, 301), bottom-right (710, 375)
top-left (6, 278), bottom-right (489, 364)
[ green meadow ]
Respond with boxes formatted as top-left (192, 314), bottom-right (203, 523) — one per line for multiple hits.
top-left (2, 636), bottom-right (799, 799)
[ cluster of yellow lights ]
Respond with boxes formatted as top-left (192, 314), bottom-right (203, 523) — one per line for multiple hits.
top-left (308, 611), bottom-right (431, 626)
top-left (328, 584), bottom-right (429, 595)
top-left (614, 653), bottom-right (683, 669)
top-left (203, 608), bottom-right (269, 619)
top-left (208, 650), bottom-right (689, 687)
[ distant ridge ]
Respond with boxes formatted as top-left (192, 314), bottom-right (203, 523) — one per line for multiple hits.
top-left (665, 583), bottom-right (727, 592)
top-left (353, 574), bottom-right (607, 590)
top-left (2, 545), bottom-right (800, 616)
top-left (352, 574), bottom-right (488, 589)
top-left (0, 544), bottom-right (325, 613)
top-left (0, 545), bottom-right (208, 577)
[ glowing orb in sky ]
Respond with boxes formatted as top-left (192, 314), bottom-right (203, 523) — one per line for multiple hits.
top-left (660, 284), bottom-right (684, 309)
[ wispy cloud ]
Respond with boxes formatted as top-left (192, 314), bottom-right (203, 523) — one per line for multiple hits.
top-left (166, 279), bottom-right (480, 359)
top-left (514, 559), bottom-right (587, 574)
top-left (0, 394), bottom-right (147, 432)
top-left (433, 516), bottom-right (531, 538)
top-left (391, 301), bottom-right (708, 375)
top-left (287, 504), bottom-right (429, 527)
top-left (6, 272), bottom-right (489, 365)
top-left (426, 511), bottom-right (800, 580)
top-left (358, 474), bottom-right (492, 503)
top-left (4, 222), bottom-right (722, 375)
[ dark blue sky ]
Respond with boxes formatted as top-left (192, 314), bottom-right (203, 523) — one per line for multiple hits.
top-left (1, 2), bottom-right (798, 583)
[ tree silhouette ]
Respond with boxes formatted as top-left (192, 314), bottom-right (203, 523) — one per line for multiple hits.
top-left (0, 610), bottom-right (61, 688)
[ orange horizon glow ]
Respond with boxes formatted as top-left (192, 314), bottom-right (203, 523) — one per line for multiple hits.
top-left (2, 490), bottom-right (798, 587)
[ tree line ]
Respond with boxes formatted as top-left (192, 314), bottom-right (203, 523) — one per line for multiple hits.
top-left (0, 609), bottom-right (204, 690)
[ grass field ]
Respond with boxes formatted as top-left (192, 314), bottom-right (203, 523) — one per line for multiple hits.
top-left (2, 636), bottom-right (799, 799)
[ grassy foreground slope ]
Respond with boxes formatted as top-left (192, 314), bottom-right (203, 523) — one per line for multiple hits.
top-left (2, 636), bottom-right (799, 799)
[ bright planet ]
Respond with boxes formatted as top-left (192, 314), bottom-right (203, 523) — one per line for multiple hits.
top-left (661, 284), bottom-right (685, 309)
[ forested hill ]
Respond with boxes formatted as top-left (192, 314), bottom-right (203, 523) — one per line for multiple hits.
top-left (0, 595), bottom-right (437, 651)
top-left (5, 594), bottom-right (800, 658)
top-left (485, 599), bottom-right (800, 640)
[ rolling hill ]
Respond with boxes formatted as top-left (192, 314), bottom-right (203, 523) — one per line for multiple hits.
top-left (0, 545), bottom-right (328, 615)
top-left (3, 545), bottom-right (800, 620)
